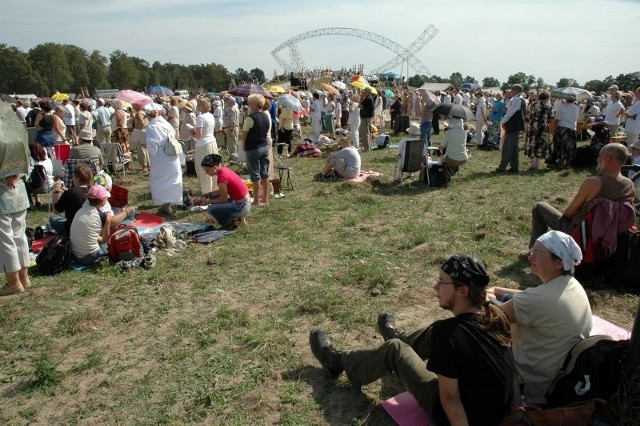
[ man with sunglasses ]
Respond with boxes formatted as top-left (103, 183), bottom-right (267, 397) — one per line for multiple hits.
top-left (309, 254), bottom-right (515, 425)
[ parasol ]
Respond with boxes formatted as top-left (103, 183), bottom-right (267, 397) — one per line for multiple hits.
top-left (331, 81), bottom-right (347, 90)
top-left (268, 85), bottom-right (286, 94)
top-left (320, 83), bottom-right (340, 95)
top-left (0, 100), bottom-right (29, 178)
top-left (277, 94), bottom-right (303, 112)
top-left (550, 87), bottom-right (593, 102)
top-left (433, 103), bottom-right (475, 121)
top-left (51, 91), bottom-right (69, 101)
top-left (145, 86), bottom-right (174, 96)
top-left (228, 83), bottom-right (273, 99)
top-left (115, 89), bottom-right (153, 106)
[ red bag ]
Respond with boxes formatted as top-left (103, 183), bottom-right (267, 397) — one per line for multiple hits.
top-left (108, 224), bottom-right (142, 262)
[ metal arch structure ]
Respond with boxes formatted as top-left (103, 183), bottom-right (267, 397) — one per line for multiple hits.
top-left (271, 26), bottom-right (438, 77)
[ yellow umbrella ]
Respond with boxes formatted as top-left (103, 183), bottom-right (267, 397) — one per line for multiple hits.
top-left (51, 91), bottom-right (69, 101)
top-left (268, 85), bottom-right (286, 94)
top-left (350, 80), bottom-right (378, 95)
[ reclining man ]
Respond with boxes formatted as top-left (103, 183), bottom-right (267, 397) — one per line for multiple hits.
top-left (309, 254), bottom-right (515, 425)
top-left (321, 137), bottom-right (361, 179)
top-left (529, 143), bottom-right (634, 248)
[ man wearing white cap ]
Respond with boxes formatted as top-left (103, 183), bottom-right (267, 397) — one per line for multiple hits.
top-left (487, 230), bottom-right (592, 405)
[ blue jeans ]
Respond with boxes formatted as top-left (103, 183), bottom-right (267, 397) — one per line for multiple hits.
top-left (420, 121), bottom-right (432, 147)
top-left (246, 145), bottom-right (270, 181)
top-left (49, 215), bottom-right (67, 236)
top-left (207, 200), bottom-right (251, 227)
top-left (72, 244), bottom-right (108, 265)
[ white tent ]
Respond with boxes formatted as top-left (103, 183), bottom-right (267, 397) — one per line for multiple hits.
top-left (418, 82), bottom-right (452, 93)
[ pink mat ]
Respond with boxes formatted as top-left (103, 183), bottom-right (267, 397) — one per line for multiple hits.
top-left (382, 315), bottom-right (630, 425)
top-left (349, 170), bottom-right (381, 183)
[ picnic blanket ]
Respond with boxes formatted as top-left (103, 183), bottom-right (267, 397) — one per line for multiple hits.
top-left (349, 170), bottom-right (381, 183)
top-left (382, 315), bottom-right (630, 426)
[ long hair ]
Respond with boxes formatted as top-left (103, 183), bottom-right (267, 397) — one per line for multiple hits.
top-left (467, 285), bottom-right (512, 347)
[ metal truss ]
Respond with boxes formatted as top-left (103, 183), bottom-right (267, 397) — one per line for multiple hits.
top-left (271, 26), bottom-right (437, 76)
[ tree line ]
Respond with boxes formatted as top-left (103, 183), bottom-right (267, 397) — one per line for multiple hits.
top-left (0, 42), bottom-right (266, 96)
top-left (406, 71), bottom-right (639, 94)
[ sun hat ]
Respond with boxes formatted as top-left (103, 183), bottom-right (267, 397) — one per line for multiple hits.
top-left (87, 184), bottom-right (110, 199)
top-left (441, 254), bottom-right (490, 288)
top-left (608, 84), bottom-right (618, 90)
top-left (182, 103), bottom-right (193, 112)
top-left (407, 123), bottom-right (421, 136)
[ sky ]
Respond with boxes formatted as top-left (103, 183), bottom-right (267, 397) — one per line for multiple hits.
top-left (3, 0), bottom-right (639, 86)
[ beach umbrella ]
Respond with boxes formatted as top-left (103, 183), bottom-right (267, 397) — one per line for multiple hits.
top-left (550, 87), bottom-right (592, 102)
top-left (331, 81), bottom-right (346, 90)
top-left (268, 85), bottom-right (286, 94)
top-left (416, 88), bottom-right (440, 104)
top-left (0, 100), bottom-right (29, 178)
top-left (320, 83), bottom-right (340, 95)
top-left (145, 86), bottom-right (174, 96)
top-left (277, 94), bottom-right (303, 112)
top-left (350, 80), bottom-right (378, 95)
top-left (51, 91), bottom-right (69, 101)
top-left (228, 83), bottom-right (273, 99)
top-left (433, 103), bottom-right (475, 121)
top-left (115, 89), bottom-right (153, 106)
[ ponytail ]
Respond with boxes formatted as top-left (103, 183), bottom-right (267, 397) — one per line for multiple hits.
top-left (477, 301), bottom-right (512, 347)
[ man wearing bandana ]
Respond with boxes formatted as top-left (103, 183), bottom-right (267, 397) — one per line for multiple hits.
top-left (487, 230), bottom-right (592, 405)
top-left (309, 254), bottom-right (515, 425)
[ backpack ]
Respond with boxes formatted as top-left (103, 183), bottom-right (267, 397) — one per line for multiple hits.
top-left (425, 163), bottom-right (450, 187)
top-left (546, 335), bottom-right (630, 407)
top-left (607, 230), bottom-right (640, 294)
top-left (28, 165), bottom-right (47, 190)
top-left (35, 235), bottom-right (71, 276)
top-left (375, 134), bottom-right (390, 149)
top-left (108, 224), bottom-right (143, 262)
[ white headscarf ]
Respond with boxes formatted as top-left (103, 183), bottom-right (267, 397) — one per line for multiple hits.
top-left (537, 230), bottom-right (582, 273)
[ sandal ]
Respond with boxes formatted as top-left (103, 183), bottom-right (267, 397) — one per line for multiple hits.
top-left (0, 283), bottom-right (25, 296)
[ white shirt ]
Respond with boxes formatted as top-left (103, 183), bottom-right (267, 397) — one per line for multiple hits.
top-left (625, 101), bottom-right (640, 134)
top-left (63, 103), bottom-right (76, 126)
top-left (603, 101), bottom-right (624, 125)
top-left (555, 103), bottom-right (580, 130)
top-left (195, 112), bottom-right (216, 147)
top-left (453, 93), bottom-right (463, 105)
top-left (475, 97), bottom-right (487, 122)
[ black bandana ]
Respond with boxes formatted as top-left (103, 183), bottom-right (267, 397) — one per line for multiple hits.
top-left (201, 154), bottom-right (222, 167)
top-left (441, 254), bottom-right (490, 288)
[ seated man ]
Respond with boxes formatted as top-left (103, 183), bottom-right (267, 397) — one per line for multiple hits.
top-left (49, 164), bottom-right (93, 236)
top-left (529, 143), bottom-right (634, 248)
top-left (487, 231), bottom-right (592, 405)
top-left (439, 118), bottom-right (469, 169)
top-left (310, 254), bottom-right (515, 425)
top-left (69, 185), bottom-right (112, 265)
top-left (193, 154), bottom-right (251, 229)
top-left (321, 137), bottom-right (361, 179)
top-left (70, 133), bottom-right (104, 167)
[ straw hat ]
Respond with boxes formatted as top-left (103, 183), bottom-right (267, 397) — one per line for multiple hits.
top-left (407, 123), bottom-right (421, 136)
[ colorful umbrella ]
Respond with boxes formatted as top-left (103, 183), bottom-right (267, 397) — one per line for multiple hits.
top-left (0, 100), bottom-right (29, 178)
top-left (51, 91), bottom-right (69, 101)
top-left (320, 83), bottom-right (340, 95)
top-left (277, 94), bottom-right (303, 112)
top-left (228, 83), bottom-right (273, 99)
top-left (331, 81), bottom-right (346, 90)
top-left (350, 80), bottom-right (378, 95)
top-left (416, 88), bottom-right (440, 105)
top-left (268, 85), bottom-right (286, 94)
top-left (115, 90), bottom-right (153, 106)
top-left (145, 86), bottom-right (174, 96)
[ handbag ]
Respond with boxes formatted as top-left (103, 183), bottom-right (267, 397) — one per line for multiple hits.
top-left (163, 128), bottom-right (183, 156)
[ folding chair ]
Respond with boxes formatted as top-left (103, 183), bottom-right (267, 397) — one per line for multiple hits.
top-left (394, 139), bottom-right (426, 182)
top-left (101, 142), bottom-right (131, 176)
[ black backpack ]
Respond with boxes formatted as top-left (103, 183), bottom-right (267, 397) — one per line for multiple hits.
top-left (546, 335), bottom-right (630, 407)
top-left (607, 230), bottom-right (640, 294)
top-left (35, 235), bottom-right (72, 276)
top-left (28, 164), bottom-right (47, 190)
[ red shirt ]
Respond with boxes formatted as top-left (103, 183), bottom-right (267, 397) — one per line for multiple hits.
top-left (216, 167), bottom-right (248, 201)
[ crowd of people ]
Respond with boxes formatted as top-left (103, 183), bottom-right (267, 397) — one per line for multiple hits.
top-left (2, 76), bottom-right (640, 424)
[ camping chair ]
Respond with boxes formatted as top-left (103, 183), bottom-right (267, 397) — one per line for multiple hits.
top-left (394, 139), bottom-right (426, 182)
top-left (63, 159), bottom-right (99, 189)
top-left (275, 143), bottom-right (294, 190)
top-left (28, 165), bottom-right (54, 211)
top-left (101, 142), bottom-right (131, 176)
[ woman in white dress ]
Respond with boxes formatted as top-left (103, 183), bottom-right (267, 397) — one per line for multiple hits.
top-left (145, 106), bottom-right (183, 206)
top-left (193, 98), bottom-right (219, 195)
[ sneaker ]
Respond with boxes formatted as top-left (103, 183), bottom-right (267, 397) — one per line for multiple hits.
top-left (309, 328), bottom-right (344, 379)
top-left (117, 260), bottom-right (135, 273)
top-left (377, 312), bottom-right (402, 341)
top-left (142, 254), bottom-right (156, 269)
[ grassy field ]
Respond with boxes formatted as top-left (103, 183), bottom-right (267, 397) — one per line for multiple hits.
top-left (1, 129), bottom-right (638, 425)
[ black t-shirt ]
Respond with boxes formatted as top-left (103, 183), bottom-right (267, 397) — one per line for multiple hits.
top-left (427, 313), bottom-right (514, 426)
top-left (360, 96), bottom-right (374, 118)
top-left (54, 186), bottom-right (88, 234)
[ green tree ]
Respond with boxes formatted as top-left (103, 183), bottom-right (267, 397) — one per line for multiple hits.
top-left (482, 77), bottom-right (500, 88)
top-left (612, 73), bottom-right (640, 91)
top-left (463, 75), bottom-right (477, 85)
top-left (0, 44), bottom-right (45, 94)
top-left (449, 72), bottom-right (463, 88)
top-left (501, 72), bottom-right (537, 92)
top-left (556, 78), bottom-right (580, 88)
top-left (62, 45), bottom-right (90, 95)
top-left (234, 68), bottom-right (249, 84)
top-left (87, 50), bottom-right (108, 91)
top-left (584, 79), bottom-right (607, 94)
top-left (29, 43), bottom-right (74, 94)
top-left (407, 74), bottom-right (426, 87)
top-left (536, 77), bottom-right (546, 89)
top-left (108, 50), bottom-right (140, 89)
top-left (250, 68), bottom-right (265, 84)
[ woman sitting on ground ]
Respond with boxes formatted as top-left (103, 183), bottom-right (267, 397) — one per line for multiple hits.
top-left (193, 154), bottom-right (251, 229)
top-left (439, 118), bottom-right (469, 171)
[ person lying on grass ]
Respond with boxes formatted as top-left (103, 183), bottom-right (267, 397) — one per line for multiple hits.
top-left (320, 137), bottom-right (361, 179)
top-left (310, 254), bottom-right (515, 425)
